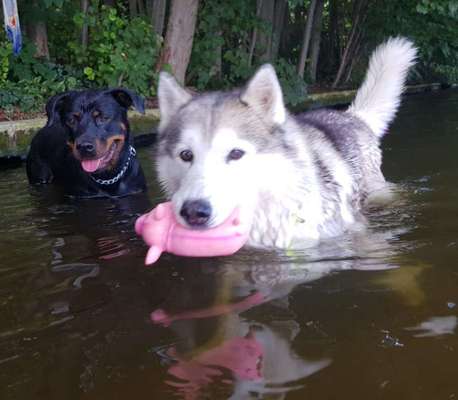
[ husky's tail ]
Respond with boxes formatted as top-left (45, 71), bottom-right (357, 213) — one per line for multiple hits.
top-left (348, 37), bottom-right (417, 138)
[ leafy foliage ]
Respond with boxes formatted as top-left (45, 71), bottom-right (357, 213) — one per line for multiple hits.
top-left (365, 0), bottom-right (458, 83)
top-left (1, 3), bottom-right (161, 115)
top-left (274, 58), bottom-right (307, 106)
top-left (188, 0), bottom-right (307, 105)
top-left (0, 39), bottom-right (12, 86)
top-left (1, 0), bottom-right (457, 116)
top-left (70, 4), bottom-right (161, 96)
top-left (0, 34), bottom-right (84, 114)
top-left (188, 0), bottom-right (258, 89)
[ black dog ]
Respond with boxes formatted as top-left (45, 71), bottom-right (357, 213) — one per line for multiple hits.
top-left (26, 88), bottom-right (147, 197)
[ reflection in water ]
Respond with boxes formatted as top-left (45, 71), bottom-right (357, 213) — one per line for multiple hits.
top-left (1, 90), bottom-right (458, 399)
top-left (151, 223), bottom-right (407, 399)
top-left (162, 323), bottom-right (331, 400)
top-left (405, 316), bottom-right (458, 338)
top-left (97, 236), bottom-right (130, 260)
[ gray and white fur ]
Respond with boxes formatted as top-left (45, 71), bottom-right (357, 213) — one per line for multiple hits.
top-left (155, 37), bottom-right (417, 249)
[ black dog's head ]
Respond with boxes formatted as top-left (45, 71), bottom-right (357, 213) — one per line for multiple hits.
top-left (46, 88), bottom-right (145, 174)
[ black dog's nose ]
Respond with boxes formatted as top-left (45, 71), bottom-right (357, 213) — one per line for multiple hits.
top-left (76, 141), bottom-right (96, 157)
top-left (180, 199), bottom-right (212, 227)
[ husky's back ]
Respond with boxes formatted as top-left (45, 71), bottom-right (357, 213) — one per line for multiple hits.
top-left (298, 38), bottom-right (417, 202)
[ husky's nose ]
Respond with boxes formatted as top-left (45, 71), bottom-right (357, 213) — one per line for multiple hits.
top-left (180, 199), bottom-right (212, 227)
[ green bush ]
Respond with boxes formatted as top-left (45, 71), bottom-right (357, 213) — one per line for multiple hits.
top-left (70, 4), bottom-right (161, 97)
top-left (0, 3), bottom-right (161, 115)
top-left (188, 0), bottom-right (261, 90)
top-left (0, 36), bottom-right (84, 114)
top-left (365, 0), bottom-right (458, 84)
top-left (274, 58), bottom-right (308, 107)
top-left (0, 39), bottom-right (12, 86)
top-left (188, 0), bottom-right (307, 106)
top-left (432, 64), bottom-right (458, 83)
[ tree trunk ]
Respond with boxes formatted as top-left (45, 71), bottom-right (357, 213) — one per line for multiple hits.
top-left (31, 22), bottom-right (50, 59)
top-left (309, 0), bottom-right (325, 83)
top-left (146, 0), bottom-right (153, 15)
top-left (297, 0), bottom-right (317, 78)
top-left (156, 0), bottom-right (200, 85)
top-left (103, 0), bottom-right (115, 6)
top-left (257, 0), bottom-right (275, 62)
top-left (213, 31), bottom-right (222, 81)
top-left (26, 0), bottom-right (50, 59)
top-left (137, 0), bottom-right (145, 16)
top-left (151, 0), bottom-right (167, 36)
top-left (332, 0), bottom-right (367, 88)
top-left (344, 37), bottom-right (362, 84)
top-left (129, 0), bottom-right (138, 17)
top-left (81, 0), bottom-right (89, 51)
top-left (248, 0), bottom-right (263, 67)
top-left (328, 0), bottom-right (341, 72)
top-left (279, 2), bottom-right (292, 58)
top-left (271, 0), bottom-right (287, 61)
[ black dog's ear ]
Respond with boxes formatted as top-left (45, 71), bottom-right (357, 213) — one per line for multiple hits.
top-left (45, 91), bottom-right (73, 127)
top-left (104, 88), bottom-right (145, 114)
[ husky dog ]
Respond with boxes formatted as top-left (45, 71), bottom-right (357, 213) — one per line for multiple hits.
top-left (155, 37), bottom-right (417, 249)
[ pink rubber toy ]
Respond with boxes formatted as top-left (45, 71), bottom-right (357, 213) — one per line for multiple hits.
top-left (135, 202), bottom-right (249, 265)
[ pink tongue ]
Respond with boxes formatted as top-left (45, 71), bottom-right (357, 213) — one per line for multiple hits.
top-left (81, 158), bottom-right (102, 173)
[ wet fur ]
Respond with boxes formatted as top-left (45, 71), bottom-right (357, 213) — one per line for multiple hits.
top-left (155, 37), bottom-right (417, 248)
top-left (26, 88), bottom-right (147, 198)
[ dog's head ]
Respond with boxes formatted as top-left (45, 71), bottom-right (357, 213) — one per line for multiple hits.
top-left (156, 65), bottom-right (292, 229)
top-left (46, 88), bottom-right (144, 174)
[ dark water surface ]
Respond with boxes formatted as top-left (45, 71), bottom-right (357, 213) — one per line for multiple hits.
top-left (1, 90), bottom-right (458, 400)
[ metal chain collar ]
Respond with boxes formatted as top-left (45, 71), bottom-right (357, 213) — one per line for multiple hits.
top-left (90, 146), bottom-right (136, 186)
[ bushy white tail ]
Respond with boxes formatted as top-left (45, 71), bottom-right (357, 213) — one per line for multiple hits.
top-left (348, 37), bottom-right (417, 138)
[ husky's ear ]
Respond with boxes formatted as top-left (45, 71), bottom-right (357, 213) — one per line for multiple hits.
top-left (158, 72), bottom-right (192, 127)
top-left (240, 64), bottom-right (286, 125)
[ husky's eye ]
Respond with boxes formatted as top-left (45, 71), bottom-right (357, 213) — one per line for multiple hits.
top-left (227, 148), bottom-right (245, 161)
top-left (179, 150), bottom-right (194, 162)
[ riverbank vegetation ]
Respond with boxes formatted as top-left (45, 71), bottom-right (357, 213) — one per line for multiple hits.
top-left (1, 0), bottom-right (457, 119)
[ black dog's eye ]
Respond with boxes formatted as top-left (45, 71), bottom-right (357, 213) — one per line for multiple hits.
top-left (227, 148), bottom-right (245, 161)
top-left (95, 114), bottom-right (110, 125)
top-left (66, 117), bottom-right (76, 127)
top-left (179, 150), bottom-right (194, 162)
top-left (66, 113), bottom-right (80, 127)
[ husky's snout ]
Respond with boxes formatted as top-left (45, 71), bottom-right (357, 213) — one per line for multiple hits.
top-left (179, 199), bottom-right (212, 227)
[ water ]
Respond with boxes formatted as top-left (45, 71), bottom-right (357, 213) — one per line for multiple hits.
top-left (1, 89), bottom-right (458, 400)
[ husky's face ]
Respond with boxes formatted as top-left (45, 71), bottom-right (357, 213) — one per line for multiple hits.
top-left (156, 66), bottom-right (288, 228)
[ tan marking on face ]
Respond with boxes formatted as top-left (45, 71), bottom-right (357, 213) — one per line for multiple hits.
top-left (105, 134), bottom-right (125, 149)
top-left (71, 134), bottom-right (125, 171)
top-left (105, 134), bottom-right (125, 170)
top-left (94, 138), bottom-right (106, 159)
top-left (67, 141), bottom-right (80, 160)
